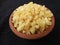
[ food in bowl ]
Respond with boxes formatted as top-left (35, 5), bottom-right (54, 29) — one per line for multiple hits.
top-left (12, 2), bottom-right (53, 35)
top-left (9, 2), bottom-right (55, 39)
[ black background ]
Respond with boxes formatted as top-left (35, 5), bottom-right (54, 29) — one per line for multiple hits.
top-left (0, 0), bottom-right (60, 45)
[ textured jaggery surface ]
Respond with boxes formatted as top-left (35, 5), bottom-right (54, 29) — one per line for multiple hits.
top-left (9, 14), bottom-right (55, 39)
